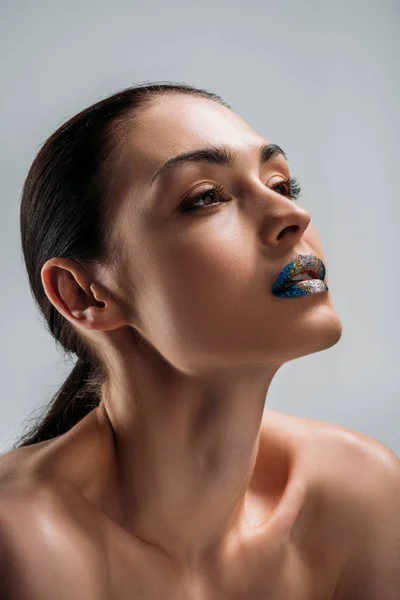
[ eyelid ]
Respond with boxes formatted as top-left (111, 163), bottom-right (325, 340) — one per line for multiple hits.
top-left (180, 180), bottom-right (221, 201)
top-left (268, 171), bottom-right (291, 183)
top-left (182, 172), bottom-right (292, 202)
top-left (179, 164), bottom-right (293, 201)
top-left (179, 174), bottom-right (301, 216)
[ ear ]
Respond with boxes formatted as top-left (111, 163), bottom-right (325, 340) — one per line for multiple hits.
top-left (40, 257), bottom-right (127, 332)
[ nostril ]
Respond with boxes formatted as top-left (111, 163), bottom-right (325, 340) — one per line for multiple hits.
top-left (277, 225), bottom-right (299, 240)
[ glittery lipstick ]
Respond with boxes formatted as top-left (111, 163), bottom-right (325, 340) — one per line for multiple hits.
top-left (272, 254), bottom-right (329, 298)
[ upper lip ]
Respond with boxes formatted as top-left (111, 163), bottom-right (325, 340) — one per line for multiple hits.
top-left (272, 254), bottom-right (326, 293)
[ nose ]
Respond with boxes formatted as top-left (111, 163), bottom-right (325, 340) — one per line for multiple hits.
top-left (262, 198), bottom-right (311, 248)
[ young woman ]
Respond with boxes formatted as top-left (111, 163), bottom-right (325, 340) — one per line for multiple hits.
top-left (1, 82), bottom-right (399, 599)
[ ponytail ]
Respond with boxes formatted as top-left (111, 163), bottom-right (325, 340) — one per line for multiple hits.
top-left (11, 355), bottom-right (103, 449)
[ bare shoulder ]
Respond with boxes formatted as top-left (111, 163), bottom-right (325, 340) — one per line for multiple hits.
top-left (292, 410), bottom-right (400, 532)
top-left (0, 476), bottom-right (109, 600)
top-left (266, 411), bottom-right (400, 594)
top-left (265, 407), bottom-right (398, 470)
top-left (326, 434), bottom-right (400, 599)
top-left (302, 414), bottom-right (400, 507)
top-left (302, 420), bottom-right (400, 599)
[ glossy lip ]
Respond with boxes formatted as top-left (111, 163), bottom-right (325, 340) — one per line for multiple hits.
top-left (272, 254), bottom-right (326, 294)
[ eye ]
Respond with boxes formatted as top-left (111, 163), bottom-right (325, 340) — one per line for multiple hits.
top-left (179, 176), bottom-right (302, 215)
top-left (179, 183), bottom-right (227, 213)
top-left (271, 176), bottom-right (302, 201)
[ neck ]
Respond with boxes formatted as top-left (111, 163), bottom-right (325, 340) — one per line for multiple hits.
top-left (94, 335), bottom-right (284, 573)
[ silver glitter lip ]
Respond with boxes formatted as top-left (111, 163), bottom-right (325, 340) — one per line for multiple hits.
top-left (272, 254), bottom-right (326, 294)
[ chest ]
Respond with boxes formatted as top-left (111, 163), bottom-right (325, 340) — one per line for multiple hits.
top-left (1, 417), bottom-right (348, 599)
top-left (95, 428), bottom-right (346, 599)
top-left (100, 548), bottom-right (338, 600)
top-left (97, 508), bottom-right (340, 600)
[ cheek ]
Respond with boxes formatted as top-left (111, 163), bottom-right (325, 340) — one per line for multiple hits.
top-left (168, 232), bottom-right (254, 302)
top-left (142, 236), bottom-right (272, 359)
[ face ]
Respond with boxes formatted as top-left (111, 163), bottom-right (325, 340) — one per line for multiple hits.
top-left (106, 95), bottom-right (342, 374)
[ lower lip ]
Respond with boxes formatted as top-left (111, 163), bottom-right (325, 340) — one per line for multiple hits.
top-left (272, 279), bottom-right (329, 298)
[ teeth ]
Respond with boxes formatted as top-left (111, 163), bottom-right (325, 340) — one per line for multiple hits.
top-left (289, 272), bottom-right (315, 282)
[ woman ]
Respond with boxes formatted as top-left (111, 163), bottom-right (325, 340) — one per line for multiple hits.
top-left (1, 82), bottom-right (399, 599)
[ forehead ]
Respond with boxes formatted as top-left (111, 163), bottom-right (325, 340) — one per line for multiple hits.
top-left (121, 95), bottom-right (271, 190)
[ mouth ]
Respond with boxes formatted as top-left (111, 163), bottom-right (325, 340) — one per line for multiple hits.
top-left (272, 254), bottom-right (328, 298)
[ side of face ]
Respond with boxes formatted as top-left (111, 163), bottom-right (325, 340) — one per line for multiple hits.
top-left (98, 94), bottom-right (343, 373)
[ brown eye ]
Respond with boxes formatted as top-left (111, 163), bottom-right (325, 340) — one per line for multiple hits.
top-left (272, 182), bottom-right (288, 195)
top-left (179, 183), bottom-right (226, 213)
top-left (271, 176), bottom-right (302, 202)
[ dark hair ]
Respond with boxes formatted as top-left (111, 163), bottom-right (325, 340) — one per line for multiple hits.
top-left (9, 81), bottom-right (232, 450)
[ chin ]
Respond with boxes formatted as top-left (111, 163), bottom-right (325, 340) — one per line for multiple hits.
top-left (318, 317), bottom-right (343, 350)
top-left (304, 309), bottom-right (343, 356)
top-left (284, 306), bottom-right (343, 363)
top-left (270, 315), bottom-right (343, 365)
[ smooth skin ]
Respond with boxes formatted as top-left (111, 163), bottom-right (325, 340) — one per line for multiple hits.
top-left (1, 94), bottom-right (399, 599)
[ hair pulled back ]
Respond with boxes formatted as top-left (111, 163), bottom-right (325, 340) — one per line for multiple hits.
top-left (11, 81), bottom-right (231, 450)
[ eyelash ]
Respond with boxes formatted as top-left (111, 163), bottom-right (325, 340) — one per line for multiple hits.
top-left (179, 176), bottom-right (302, 214)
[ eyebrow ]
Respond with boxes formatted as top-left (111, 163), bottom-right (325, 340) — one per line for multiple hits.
top-left (150, 142), bottom-right (288, 185)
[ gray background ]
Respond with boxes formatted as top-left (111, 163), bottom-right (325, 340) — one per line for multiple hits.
top-left (1, 0), bottom-right (399, 455)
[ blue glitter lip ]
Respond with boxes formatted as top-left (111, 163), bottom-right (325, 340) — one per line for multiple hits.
top-left (272, 254), bottom-right (328, 298)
